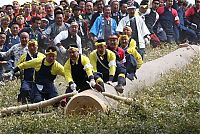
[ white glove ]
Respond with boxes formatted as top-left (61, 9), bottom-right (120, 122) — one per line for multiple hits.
top-left (89, 79), bottom-right (96, 87)
top-left (2, 71), bottom-right (14, 80)
top-left (191, 23), bottom-right (197, 29)
top-left (70, 82), bottom-right (77, 91)
top-left (59, 46), bottom-right (67, 55)
top-left (144, 38), bottom-right (150, 45)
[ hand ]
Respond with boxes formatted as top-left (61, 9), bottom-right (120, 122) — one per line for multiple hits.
top-left (191, 23), bottom-right (197, 29)
top-left (2, 70), bottom-right (14, 80)
top-left (70, 83), bottom-right (77, 91)
top-left (41, 35), bottom-right (47, 39)
top-left (89, 79), bottom-right (96, 87)
top-left (144, 38), bottom-right (150, 45)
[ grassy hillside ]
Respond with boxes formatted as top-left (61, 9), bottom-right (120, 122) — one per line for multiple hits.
top-left (1, 45), bottom-right (200, 133)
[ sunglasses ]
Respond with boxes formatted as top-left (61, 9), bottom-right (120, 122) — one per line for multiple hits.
top-left (154, 2), bottom-right (160, 5)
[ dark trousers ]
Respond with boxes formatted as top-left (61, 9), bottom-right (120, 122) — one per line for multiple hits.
top-left (18, 80), bottom-right (33, 104)
top-left (31, 83), bottom-right (58, 103)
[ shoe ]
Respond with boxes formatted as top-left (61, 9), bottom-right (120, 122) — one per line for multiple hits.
top-left (127, 73), bottom-right (135, 81)
top-left (95, 82), bottom-right (105, 92)
top-left (114, 84), bottom-right (124, 93)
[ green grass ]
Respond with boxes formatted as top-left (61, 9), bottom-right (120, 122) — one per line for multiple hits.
top-left (1, 45), bottom-right (200, 133)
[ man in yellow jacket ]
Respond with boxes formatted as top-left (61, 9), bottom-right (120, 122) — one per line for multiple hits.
top-left (17, 39), bottom-right (45, 104)
top-left (89, 39), bottom-right (126, 93)
top-left (119, 34), bottom-right (143, 80)
top-left (61, 45), bottom-right (104, 107)
top-left (9, 46), bottom-right (65, 103)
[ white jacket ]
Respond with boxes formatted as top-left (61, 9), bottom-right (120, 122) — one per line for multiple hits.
top-left (116, 15), bottom-right (150, 49)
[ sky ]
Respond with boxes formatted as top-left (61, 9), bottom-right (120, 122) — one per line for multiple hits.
top-left (0, 0), bottom-right (195, 8)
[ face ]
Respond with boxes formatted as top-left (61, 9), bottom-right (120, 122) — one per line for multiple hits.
top-left (11, 24), bottom-right (19, 35)
top-left (123, 27), bottom-right (132, 37)
top-left (46, 53), bottom-right (57, 63)
top-left (24, 5), bottom-right (31, 14)
top-left (108, 38), bottom-right (118, 50)
top-left (96, 45), bottom-right (106, 55)
top-left (45, 5), bottom-right (54, 15)
top-left (127, 8), bottom-right (136, 17)
top-left (28, 44), bottom-right (38, 54)
top-left (79, 1), bottom-right (85, 10)
top-left (60, 2), bottom-right (67, 7)
top-left (32, 4), bottom-right (39, 12)
top-left (86, 2), bottom-right (93, 13)
top-left (97, 1), bottom-right (103, 12)
top-left (166, 0), bottom-right (173, 7)
top-left (13, 1), bottom-right (20, 10)
top-left (1, 18), bottom-right (10, 27)
top-left (152, 1), bottom-right (160, 10)
top-left (196, 0), bottom-right (200, 8)
top-left (111, 1), bottom-right (119, 12)
top-left (140, 5), bottom-right (148, 13)
top-left (32, 20), bottom-right (41, 29)
top-left (69, 50), bottom-right (79, 61)
top-left (69, 25), bottom-right (79, 35)
top-left (20, 33), bottom-right (29, 46)
top-left (120, 3), bottom-right (128, 13)
top-left (0, 34), bottom-right (6, 45)
top-left (104, 7), bottom-right (111, 17)
top-left (55, 14), bottom-right (64, 26)
top-left (41, 20), bottom-right (48, 28)
top-left (6, 6), bottom-right (14, 16)
top-left (16, 17), bottom-right (25, 25)
top-left (73, 9), bottom-right (80, 17)
top-left (120, 37), bottom-right (129, 48)
top-left (64, 9), bottom-right (72, 18)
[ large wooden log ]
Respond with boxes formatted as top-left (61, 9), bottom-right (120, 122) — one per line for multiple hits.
top-left (64, 90), bottom-right (112, 114)
top-left (64, 45), bottom-right (200, 114)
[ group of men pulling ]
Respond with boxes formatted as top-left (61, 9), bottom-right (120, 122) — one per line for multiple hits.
top-left (2, 32), bottom-right (142, 106)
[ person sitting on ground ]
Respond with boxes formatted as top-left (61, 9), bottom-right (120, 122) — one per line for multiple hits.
top-left (7, 46), bottom-right (65, 103)
top-left (119, 34), bottom-right (143, 80)
top-left (61, 45), bottom-right (104, 106)
top-left (16, 39), bottom-right (45, 104)
top-left (121, 26), bottom-right (137, 49)
top-left (89, 39), bottom-right (126, 93)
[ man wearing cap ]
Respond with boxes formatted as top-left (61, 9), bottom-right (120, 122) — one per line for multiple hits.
top-left (138, 0), bottom-right (161, 47)
top-left (117, 4), bottom-right (150, 59)
top-left (89, 39), bottom-right (126, 93)
top-left (16, 39), bottom-right (45, 104)
top-left (9, 46), bottom-right (64, 103)
top-left (53, 21), bottom-right (82, 64)
top-left (90, 5), bottom-right (117, 42)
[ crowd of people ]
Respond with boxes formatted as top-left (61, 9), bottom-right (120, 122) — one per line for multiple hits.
top-left (0, 0), bottom-right (199, 106)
